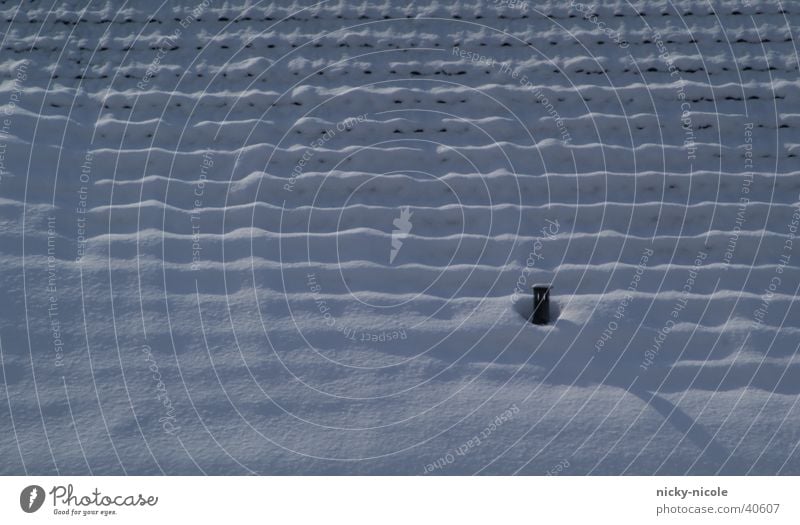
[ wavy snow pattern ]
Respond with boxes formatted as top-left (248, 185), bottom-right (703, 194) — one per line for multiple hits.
top-left (0, 0), bottom-right (799, 475)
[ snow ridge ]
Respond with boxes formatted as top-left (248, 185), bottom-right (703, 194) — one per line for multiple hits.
top-left (0, 0), bottom-right (799, 475)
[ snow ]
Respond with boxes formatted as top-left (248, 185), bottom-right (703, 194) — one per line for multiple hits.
top-left (1, 0), bottom-right (799, 474)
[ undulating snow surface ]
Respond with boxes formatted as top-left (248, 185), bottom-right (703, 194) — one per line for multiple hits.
top-left (1, 0), bottom-right (799, 474)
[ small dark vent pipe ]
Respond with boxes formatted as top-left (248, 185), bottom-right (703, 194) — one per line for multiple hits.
top-left (532, 285), bottom-right (551, 325)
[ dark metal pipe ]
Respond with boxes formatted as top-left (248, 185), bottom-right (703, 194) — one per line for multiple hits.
top-left (532, 285), bottom-right (551, 325)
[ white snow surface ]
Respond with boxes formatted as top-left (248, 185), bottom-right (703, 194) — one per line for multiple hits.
top-left (1, 0), bottom-right (800, 474)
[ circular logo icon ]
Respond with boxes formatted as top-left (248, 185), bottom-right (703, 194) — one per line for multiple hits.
top-left (20, 485), bottom-right (45, 513)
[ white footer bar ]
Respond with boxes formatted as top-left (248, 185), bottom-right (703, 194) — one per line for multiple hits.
top-left (1, 476), bottom-right (796, 524)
